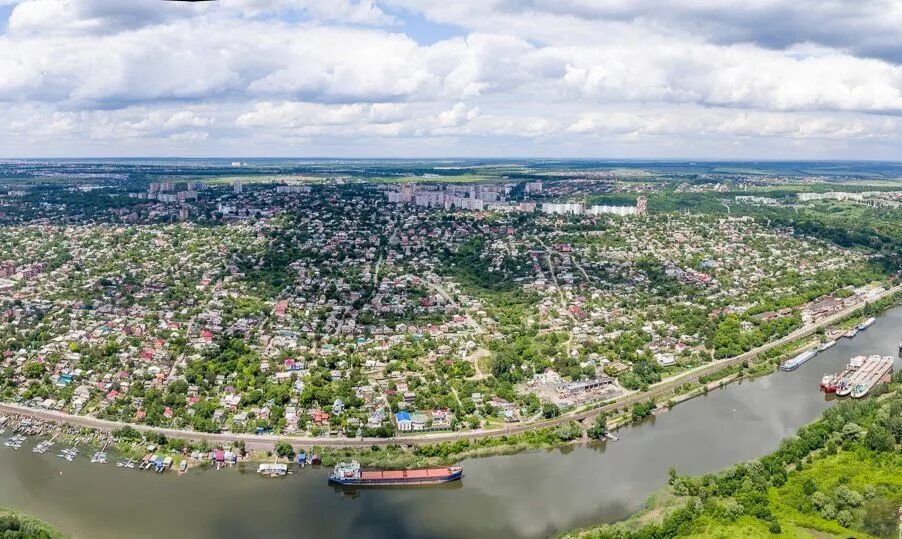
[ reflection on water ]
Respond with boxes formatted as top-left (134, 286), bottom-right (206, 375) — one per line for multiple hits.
top-left (0, 307), bottom-right (899, 539)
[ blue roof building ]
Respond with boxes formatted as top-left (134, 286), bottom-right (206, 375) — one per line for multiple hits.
top-left (395, 411), bottom-right (412, 431)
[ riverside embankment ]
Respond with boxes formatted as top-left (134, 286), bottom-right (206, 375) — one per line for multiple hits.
top-left (1, 305), bottom-right (899, 539)
top-left (2, 285), bottom-right (898, 451)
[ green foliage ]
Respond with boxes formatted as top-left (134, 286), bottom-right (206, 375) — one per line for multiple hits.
top-left (112, 425), bottom-right (142, 441)
top-left (572, 385), bottom-right (902, 539)
top-left (274, 441), bottom-right (295, 459)
top-left (631, 401), bottom-right (655, 421)
top-left (864, 424), bottom-right (895, 452)
top-left (22, 362), bottom-right (44, 379)
top-left (587, 413), bottom-right (608, 439)
top-left (0, 508), bottom-right (61, 539)
top-left (801, 477), bottom-right (817, 496)
top-left (542, 403), bottom-right (561, 419)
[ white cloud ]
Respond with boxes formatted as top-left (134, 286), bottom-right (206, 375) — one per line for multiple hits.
top-left (0, 0), bottom-right (900, 158)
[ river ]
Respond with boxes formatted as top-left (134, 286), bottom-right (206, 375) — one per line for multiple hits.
top-left (1, 307), bottom-right (899, 539)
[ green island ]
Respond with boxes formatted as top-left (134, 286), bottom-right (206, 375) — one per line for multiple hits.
top-left (567, 373), bottom-right (902, 539)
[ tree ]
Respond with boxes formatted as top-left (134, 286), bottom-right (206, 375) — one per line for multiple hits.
top-left (23, 362), bottom-right (43, 379)
top-left (802, 478), bottom-right (817, 496)
top-left (542, 403), bottom-right (560, 419)
top-left (587, 412), bottom-right (608, 439)
top-left (836, 509), bottom-right (853, 528)
top-left (810, 491), bottom-right (830, 511)
top-left (112, 425), bottom-right (142, 440)
top-left (863, 425), bottom-right (894, 452)
top-left (862, 498), bottom-right (898, 538)
top-left (841, 422), bottom-right (862, 441)
top-left (834, 485), bottom-right (863, 509)
top-left (274, 440), bottom-right (295, 459)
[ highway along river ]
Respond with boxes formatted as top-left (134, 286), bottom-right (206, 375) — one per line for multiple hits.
top-left (1, 307), bottom-right (899, 539)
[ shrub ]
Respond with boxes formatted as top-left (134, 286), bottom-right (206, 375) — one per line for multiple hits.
top-left (863, 425), bottom-right (894, 452)
top-left (810, 491), bottom-right (830, 510)
top-left (802, 478), bottom-right (817, 496)
top-left (834, 485), bottom-right (863, 509)
top-left (836, 509), bottom-right (853, 528)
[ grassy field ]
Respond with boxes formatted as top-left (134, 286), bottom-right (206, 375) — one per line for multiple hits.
top-left (371, 173), bottom-right (498, 184)
top-left (202, 174), bottom-right (329, 185)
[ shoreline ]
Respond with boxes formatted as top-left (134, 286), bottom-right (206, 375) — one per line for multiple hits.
top-left (1, 286), bottom-right (899, 471)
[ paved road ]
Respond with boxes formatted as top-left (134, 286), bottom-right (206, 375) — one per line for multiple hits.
top-left (1, 285), bottom-right (897, 449)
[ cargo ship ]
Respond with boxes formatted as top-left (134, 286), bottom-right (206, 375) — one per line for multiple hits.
top-left (781, 349), bottom-right (817, 371)
top-left (850, 355), bottom-right (894, 399)
top-left (829, 355), bottom-right (893, 398)
top-left (820, 355), bottom-right (864, 393)
top-left (328, 461), bottom-right (463, 487)
top-left (857, 317), bottom-right (876, 331)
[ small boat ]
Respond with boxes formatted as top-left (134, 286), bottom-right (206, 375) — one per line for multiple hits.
top-left (844, 328), bottom-right (858, 339)
top-left (33, 440), bottom-right (54, 454)
top-left (5, 435), bottom-right (26, 450)
top-left (651, 405), bottom-right (669, 416)
top-left (91, 451), bottom-right (108, 464)
top-left (857, 317), bottom-right (876, 331)
top-left (179, 460), bottom-right (188, 473)
top-left (817, 340), bottom-right (836, 352)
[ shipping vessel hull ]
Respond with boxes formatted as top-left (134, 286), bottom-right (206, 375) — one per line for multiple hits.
top-left (329, 470), bottom-right (463, 487)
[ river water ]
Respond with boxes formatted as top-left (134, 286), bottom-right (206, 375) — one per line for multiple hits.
top-left (1, 308), bottom-right (899, 539)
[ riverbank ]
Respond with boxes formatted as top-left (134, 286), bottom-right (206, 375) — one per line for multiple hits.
top-left (1, 308), bottom-right (899, 539)
top-left (566, 377), bottom-right (902, 538)
top-left (1, 287), bottom-right (898, 474)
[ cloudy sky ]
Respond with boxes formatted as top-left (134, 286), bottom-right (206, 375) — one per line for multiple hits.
top-left (0, 0), bottom-right (901, 159)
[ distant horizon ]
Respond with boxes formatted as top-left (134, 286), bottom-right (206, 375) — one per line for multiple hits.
top-left (3, 157), bottom-right (902, 164)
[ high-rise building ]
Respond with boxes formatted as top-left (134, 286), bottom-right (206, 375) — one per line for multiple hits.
top-left (636, 196), bottom-right (648, 215)
top-left (233, 179), bottom-right (243, 194)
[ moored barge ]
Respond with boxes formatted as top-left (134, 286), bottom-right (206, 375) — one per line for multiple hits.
top-left (329, 461), bottom-right (463, 487)
top-left (820, 355), bottom-right (864, 393)
top-left (781, 349), bottom-right (817, 371)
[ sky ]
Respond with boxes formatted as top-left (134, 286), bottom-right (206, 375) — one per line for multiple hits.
top-left (0, 0), bottom-right (901, 159)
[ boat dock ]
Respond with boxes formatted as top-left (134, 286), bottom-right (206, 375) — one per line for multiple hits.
top-left (848, 355), bottom-right (894, 398)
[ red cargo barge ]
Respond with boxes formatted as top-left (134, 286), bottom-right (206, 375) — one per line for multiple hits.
top-left (328, 461), bottom-right (463, 487)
